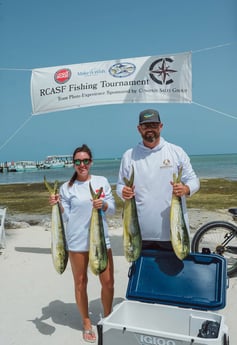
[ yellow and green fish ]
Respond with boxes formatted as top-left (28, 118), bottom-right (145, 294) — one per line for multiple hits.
top-left (44, 177), bottom-right (68, 274)
top-left (123, 166), bottom-right (142, 262)
top-left (89, 183), bottom-right (108, 275)
top-left (170, 167), bottom-right (190, 260)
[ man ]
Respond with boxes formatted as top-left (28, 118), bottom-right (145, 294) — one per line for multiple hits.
top-left (116, 109), bottom-right (200, 250)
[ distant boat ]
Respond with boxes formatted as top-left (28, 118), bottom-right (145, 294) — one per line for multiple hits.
top-left (43, 159), bottom-right (64, 169)
top-left (43, 155), bottom-right (73, 169)
top-left (7, 161), bottom-right (38, 172)
top-left (64, 161), bottom-right (74, 168)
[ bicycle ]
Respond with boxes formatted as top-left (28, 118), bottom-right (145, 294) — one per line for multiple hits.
top-left (191, 208), bottom-right (237, 277)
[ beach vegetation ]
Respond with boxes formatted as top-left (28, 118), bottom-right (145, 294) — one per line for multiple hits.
top-left (186, 178), bottom-right (237, 210)
top-left (0, 178), bottom-right (236, 216)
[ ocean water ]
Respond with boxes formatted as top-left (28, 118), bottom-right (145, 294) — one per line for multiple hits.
top-left (190, 154), bottom-right (237, 181)
top-left (0, 154), bottom-right (236, 185)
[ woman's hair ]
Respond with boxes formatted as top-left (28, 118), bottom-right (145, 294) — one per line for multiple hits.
top-left (68, 144), bottom-right (92, 186)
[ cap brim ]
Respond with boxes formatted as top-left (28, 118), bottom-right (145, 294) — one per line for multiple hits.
top-left (140, 120), bottom-right (160, 124)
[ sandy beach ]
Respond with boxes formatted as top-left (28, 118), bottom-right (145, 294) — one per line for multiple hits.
top-left (0, 209), bottom-right (236, 344)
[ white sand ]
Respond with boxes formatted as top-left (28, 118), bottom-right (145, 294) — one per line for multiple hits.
top-left (0, 209), bottom-right (236, 344)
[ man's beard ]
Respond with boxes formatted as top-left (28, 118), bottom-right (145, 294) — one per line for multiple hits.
top-left (142, 131), bottom-right (159, 143)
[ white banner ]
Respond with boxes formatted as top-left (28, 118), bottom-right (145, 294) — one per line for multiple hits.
top-left (31, 52), bottom-right (192, 115)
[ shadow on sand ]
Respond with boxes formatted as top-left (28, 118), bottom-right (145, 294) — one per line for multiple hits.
top-left (29, 297), bottom-right (124, 335)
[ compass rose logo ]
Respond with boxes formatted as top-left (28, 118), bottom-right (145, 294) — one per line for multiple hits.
top-left (149, 58), bottom-right (177, 85)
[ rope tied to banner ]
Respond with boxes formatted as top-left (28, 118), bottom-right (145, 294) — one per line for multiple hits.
top-left (0, 41), bottom-right (236, 153)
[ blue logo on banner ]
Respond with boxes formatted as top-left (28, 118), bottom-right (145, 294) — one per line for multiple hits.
top-left (109, 62), bottom-right (136, 78)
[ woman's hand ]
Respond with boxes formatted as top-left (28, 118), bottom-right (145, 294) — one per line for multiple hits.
top-left (49, 194), bottom-right (64, 212)
top-left (49, 194), bottom-right (60, 206)
top-left (92, 198), bottom-right (107, 211)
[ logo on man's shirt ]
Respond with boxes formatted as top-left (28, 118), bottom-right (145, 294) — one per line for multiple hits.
top-left (160, 159), bottom-right (172, 168)
top-left (163, 159), bottom-right (171, 166)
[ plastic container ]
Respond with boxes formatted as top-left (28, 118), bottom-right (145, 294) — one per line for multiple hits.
top-left (98, 250), bottom-right (229, 345)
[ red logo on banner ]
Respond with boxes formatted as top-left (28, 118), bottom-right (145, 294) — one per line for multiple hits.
top-left (54, 68), bottom-right (71, 84)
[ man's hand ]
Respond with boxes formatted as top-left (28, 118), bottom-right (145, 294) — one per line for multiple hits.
top-left (122, 186), bottom-right (135, 200)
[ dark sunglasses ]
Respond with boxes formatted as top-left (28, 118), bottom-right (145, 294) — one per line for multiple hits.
top-left (73, 159), bottom-right (91, 166)
top-left (140, 122), bottom-right (160, 129)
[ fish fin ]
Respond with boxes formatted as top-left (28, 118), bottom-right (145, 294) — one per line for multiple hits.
top-left (177, 166), bottom-right (183, 183)
top-left (89, 182), bottom-right (103, 200)
top-left (97, 187), bottom-right (103, 199)
top-left (53, 180), bottom-right (59, 194)
top-left (44, 176), bottom-right (55, 195)
top-left (173, 166), bottom-right (183, 184)
top-left (172, 173), bottom-right (177, 183)
top-left (123, 177), bottom-right (129, 186)
top-left (89, 182), bottom-right (96, 199)
top-left (44, 176), bottom-right (60, 196)
top-left (123, 165), bottom-right (134, 187)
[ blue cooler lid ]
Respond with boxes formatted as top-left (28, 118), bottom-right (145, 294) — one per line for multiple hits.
top-left (126, 250), bottom-right (227, 310)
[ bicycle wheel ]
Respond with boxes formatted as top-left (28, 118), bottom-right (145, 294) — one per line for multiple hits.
top-left (191, 221), bottom-right (237, 277)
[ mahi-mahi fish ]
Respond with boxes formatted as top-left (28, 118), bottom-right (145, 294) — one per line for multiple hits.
top-left (89, 183), bottom-right (108, 275)
top-left (170, 166), bottom-right (190, 260)
top-left (44, 177), bottom-right (68, 274)
top-left (123, 165), bottom-right (142, 262)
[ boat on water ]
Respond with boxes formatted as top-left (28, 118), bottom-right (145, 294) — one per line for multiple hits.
top-left (7, 161), bottom-right (38, 172)
top-left (1, 155), bottom-right (74, 172)
top-left (43, 155), bottom-right (73, 169)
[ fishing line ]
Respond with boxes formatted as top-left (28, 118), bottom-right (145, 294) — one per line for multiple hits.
top-left (192, 101), bottom-right (237, 120)
top-left (0, 115), bottom-right (33, 153)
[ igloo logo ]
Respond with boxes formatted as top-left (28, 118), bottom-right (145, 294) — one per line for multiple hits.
top-left (140, 334), bottom-right (176, 345)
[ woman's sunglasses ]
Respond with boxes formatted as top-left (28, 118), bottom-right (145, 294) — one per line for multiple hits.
top-left (73, 159), bottom-right (92, 166)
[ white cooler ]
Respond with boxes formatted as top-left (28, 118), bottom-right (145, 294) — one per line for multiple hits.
top-left (98, 250), bottom-right (229, 345)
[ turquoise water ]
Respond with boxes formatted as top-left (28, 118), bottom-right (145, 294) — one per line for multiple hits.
top-left (190, 154), bottom-right (237, 181)
top-left (0, 154), bottom-right (236, 185)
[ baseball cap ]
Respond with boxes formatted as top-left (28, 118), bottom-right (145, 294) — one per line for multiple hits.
top-left (139, 109), bottom-right (161, 124)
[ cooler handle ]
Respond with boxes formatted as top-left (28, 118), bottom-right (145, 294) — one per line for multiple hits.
top-left (127, 263), bottom-right (136, 278)
top-left (97, 324), bottom-right (103, 345)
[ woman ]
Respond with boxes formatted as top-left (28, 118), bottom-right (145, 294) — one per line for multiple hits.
top-left (50, 144), bottom-right (115, 343)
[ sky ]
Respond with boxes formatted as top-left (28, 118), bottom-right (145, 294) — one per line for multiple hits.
top-left (0, 0), bottom-right (236, 162)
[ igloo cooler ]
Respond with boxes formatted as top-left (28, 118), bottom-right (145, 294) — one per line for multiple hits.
top-left (97, 249), bottom-right (229, 345)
